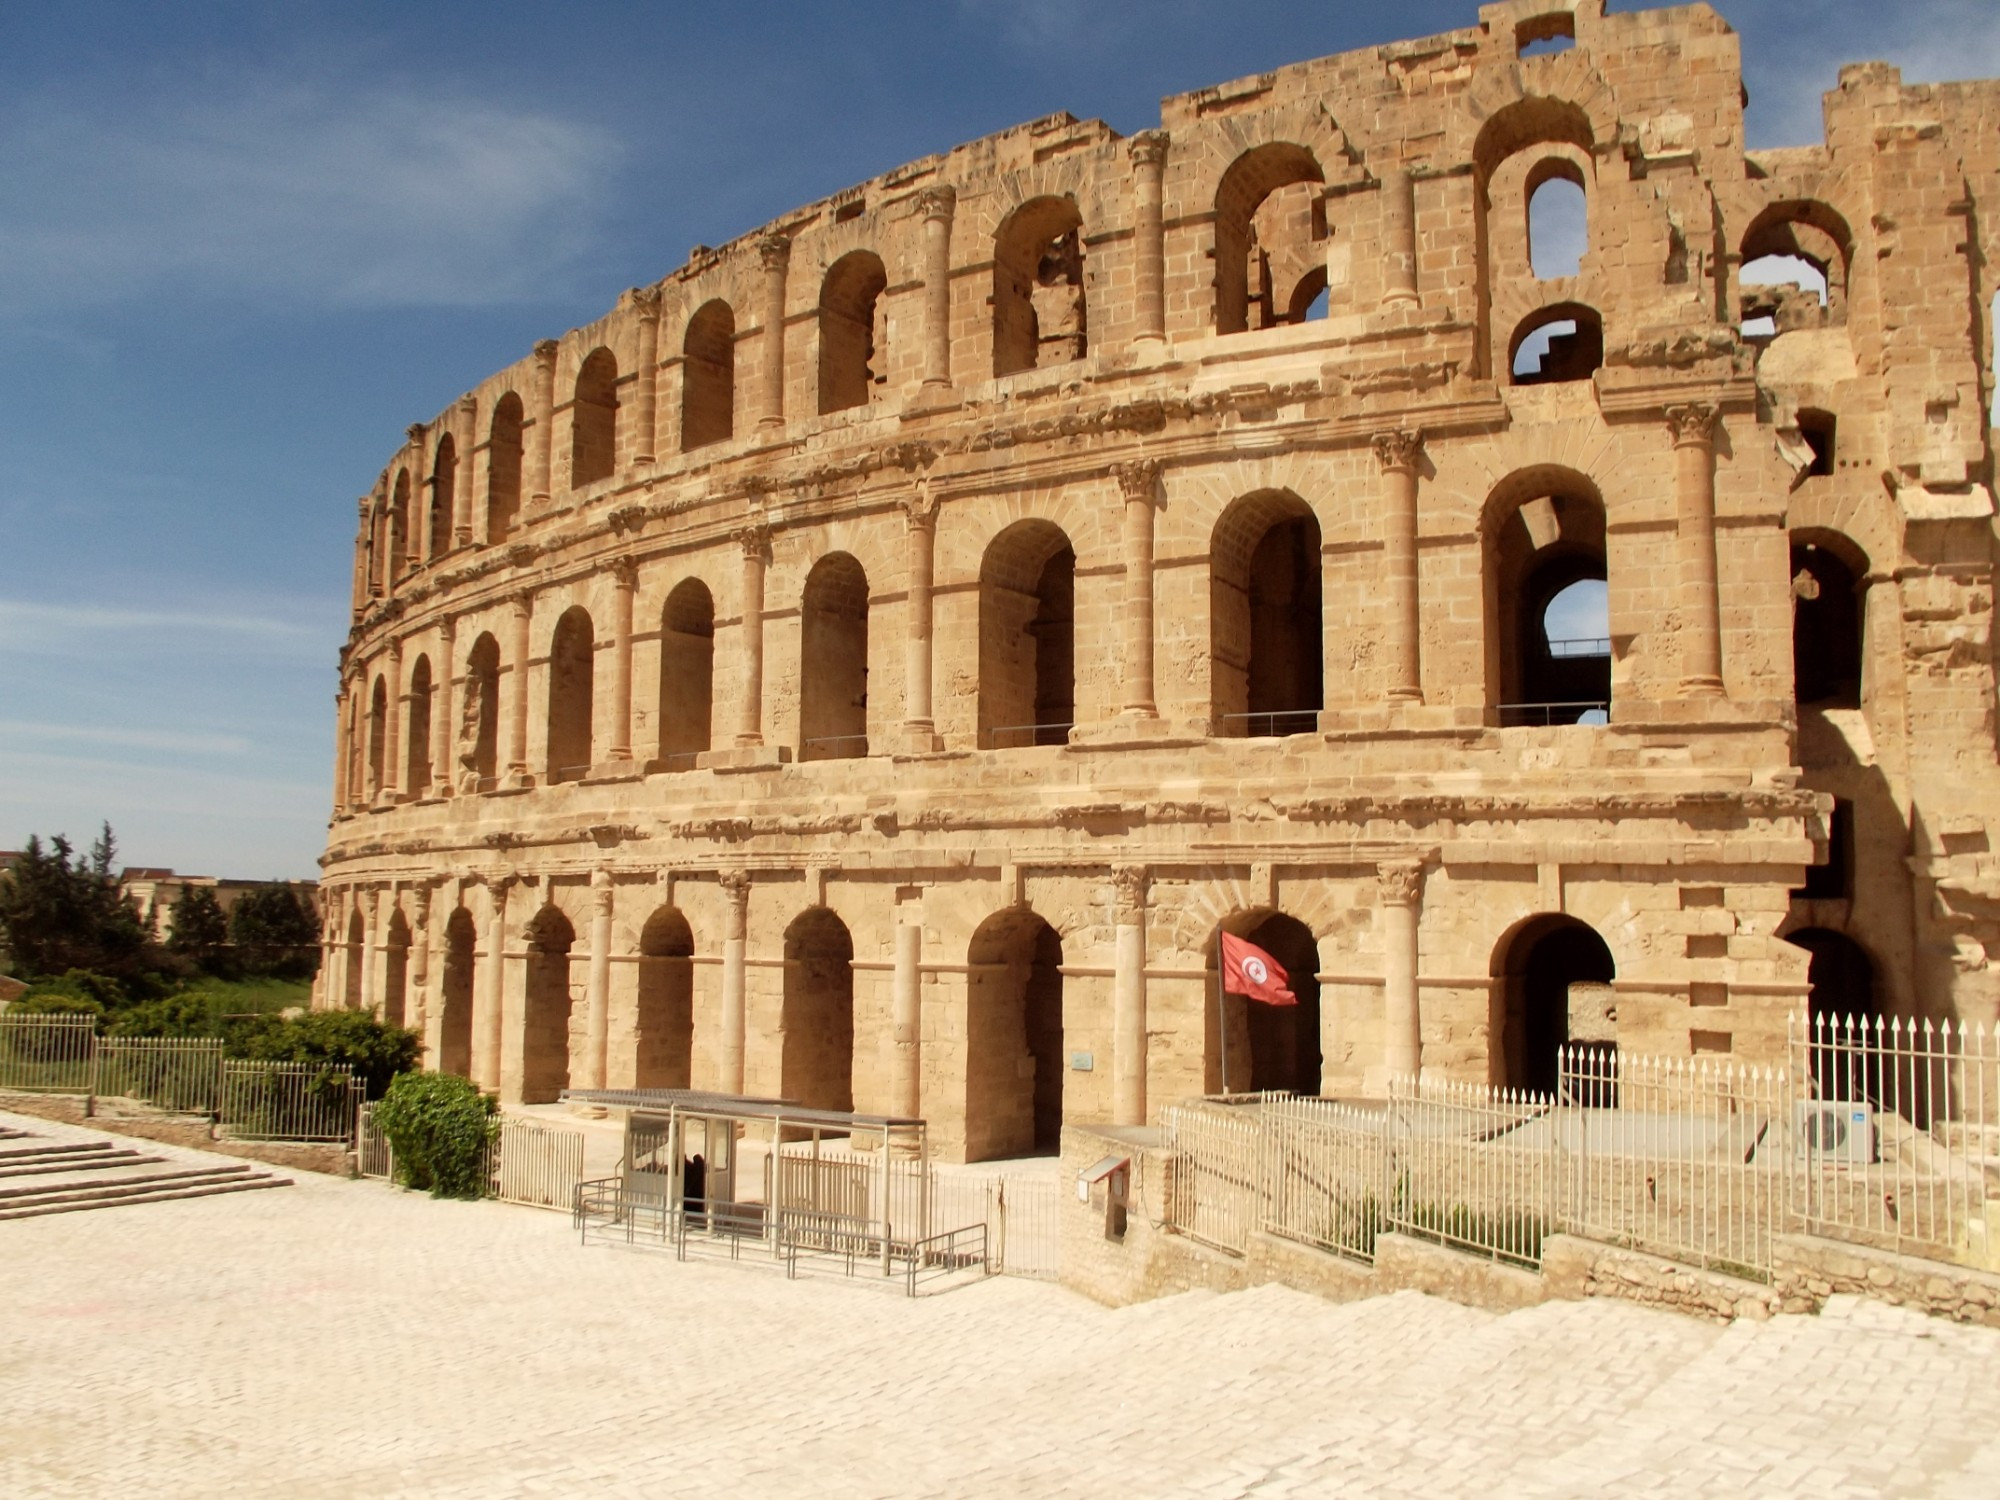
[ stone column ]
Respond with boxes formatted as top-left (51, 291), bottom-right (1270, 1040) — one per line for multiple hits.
top-left (892, 911), bottom-right (922, 1118)
top-left (1669, 403), bottom-right (1724, 696)
top-left (1380, 168), bottom-right (1418, 306)
top-left (433, 616), bottom-right (456, 798)
top-left (1113, 460), bottom-right (1161, 717)
top-left (1372, 429), bottom-right (1425, 703)
top-left (354, 497), bottom-right (374, 610)
top-left (734, 524), bottom-right (770, 747)
top-left (529, 338), bottom-right (558, 506)
top-left (917, 187), bottom-right (956, 391)
top-left (452, 395), bottom-right (477, 547)
top-left (345, 680), bottom-right (365, 810)
top-left (359, 888), bottom-right (379, 1017)
top-left (719, 872), bottom-right (751, 1093)
top-left (408, 886), bottom-right (432, 1035)
top-left (382, 639), bottom-right (404, 803)
top-left (902, 489), bottom-right (940, 749)
top-left (507, 591), bottom-right (533, 787)
top-left (1378, 859), bottom-right (1425, 1080)
top-left (631, 286), bottom-right (662, 466)
top-left (1129, 131), bottom-right (1169, 348)
top-left (408, 424), bottom-right (433, 561)
top-left (331, 688), bottom-right (352, 818)
top-left (478, 878), bottom-right (511, 1091)
top-left (1112, 865), bottom-right (1148, 1126)
top-left (609, 559), bottom-right (636, 763)
top-left (756, 234), bottom-right (790, 430)
top-left (584, 870), bottom-right (614, 1091)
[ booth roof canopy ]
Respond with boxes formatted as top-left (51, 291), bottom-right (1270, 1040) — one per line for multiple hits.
top-left (560, 1088), bottom-right (928, 1131)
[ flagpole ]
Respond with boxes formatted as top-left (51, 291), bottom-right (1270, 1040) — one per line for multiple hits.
top-left (1216, 929), bottom-right (1229, 1097)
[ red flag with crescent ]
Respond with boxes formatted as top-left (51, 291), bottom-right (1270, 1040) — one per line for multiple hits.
top-left (1220, 932), bottom-right (1296, 1006)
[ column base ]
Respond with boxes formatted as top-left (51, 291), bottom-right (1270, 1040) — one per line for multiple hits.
top-left (1678, 675), bottom-right (1725, 698)
top-left (897, 723), bottom-right (946, 754)
top-left (1066, 715), bottom-right (1207, 751)
top-left (1319, 704), bottom-right (1486, 739)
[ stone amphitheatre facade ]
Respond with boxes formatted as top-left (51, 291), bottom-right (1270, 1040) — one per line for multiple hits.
top-left (316, 0), bottom-right (2000, 1161)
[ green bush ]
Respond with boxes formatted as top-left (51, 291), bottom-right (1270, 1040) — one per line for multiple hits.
top-left (372, 1071), bottom-right (496, 1198)
top-left (235, 1009), bottom-right (420, 1099)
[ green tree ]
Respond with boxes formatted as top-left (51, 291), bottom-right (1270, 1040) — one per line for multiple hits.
top-left (228, 883), bottom-right (321, 976)
top-left (0, 825), bottom-right (148, 980)
top-left (167, 886), bottom-right (229, 967)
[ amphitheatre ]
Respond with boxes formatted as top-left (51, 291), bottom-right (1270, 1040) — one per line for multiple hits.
top-left (316, 0), bottom-right (2000, 1169)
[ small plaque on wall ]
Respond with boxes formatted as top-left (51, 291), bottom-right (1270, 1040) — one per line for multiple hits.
top-left (1070, 1051), bottom-right (1094, 1071)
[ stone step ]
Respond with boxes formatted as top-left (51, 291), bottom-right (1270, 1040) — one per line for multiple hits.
top-left (0, 1176), bottom-right (290, 1221)
top-left (0, 1150), bottom-right (159, 1180)
top-left (0, 1164), bottom-right (272, 1209)
top-left (0, 1141), bottom-right (120, 1163)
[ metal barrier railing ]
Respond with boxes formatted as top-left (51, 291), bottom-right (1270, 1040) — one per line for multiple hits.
top-left (799, 734), bottom-right (870, 761)
top-left (487, 1116), bottom-right (587, 1209)
top-left (218, 1061), bottom-right (362, 1142)
top-left (1546, 637), bottom-right (1611, 658)
top-left (985, 721), bottom-right (1074, 749)
top-left (1496, 700), bottom-right (1609, 727)
top-left (1219, 710), bottom-right (1320, 738)
top-left (0, 1014), bottom-right (97, 1093)
top-left (95, 1037), bottom-right (226, 1116)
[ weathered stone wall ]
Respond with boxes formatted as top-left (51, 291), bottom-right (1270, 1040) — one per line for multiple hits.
top-left (319, 1), bottom-right (2000, 1159)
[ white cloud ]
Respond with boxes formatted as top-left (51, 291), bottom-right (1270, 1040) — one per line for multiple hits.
top-left (0, 598), bottom-right (335, 663)
top-left (0, 75), bottom-right (619, 315)
top-left (0, 722), bottom-right (251, 756)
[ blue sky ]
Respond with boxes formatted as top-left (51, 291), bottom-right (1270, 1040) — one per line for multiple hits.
top-left (1, 1), bottom-right (1994, 880)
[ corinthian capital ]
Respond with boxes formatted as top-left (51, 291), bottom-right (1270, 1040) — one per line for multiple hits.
top-left (734, 520), bottom-right (772, 559)
top-left (1376, 858), bottom-right (1425, 907)
top-left (1111, 864), bottom-right (1148, 921)
top-left (755, 233), bottom-right (792, 272)
top-left (1371, 429), bottom-right (1424, 474)
top-left (1112, 459), bottom-right (1161, 504)
top-left (532, 338), bottom-right (559, 367)
top-left (902, 482), bottom-right (941, 530)
top-left (915, 185), bottom-right (956, 223)
top-left (1128, 130), bottom-right (1170, 169)
top-left (720, 869), bottom-right (752, 905)
top-left (630, 284), bottom-right (664, 319)
top-left (1665, 402), bottom-right (1719, 448)
top-left (405, 422), bottom-right (427, 448)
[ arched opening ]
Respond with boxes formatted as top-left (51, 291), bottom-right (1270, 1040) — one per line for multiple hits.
top-left (681, 300), bottom-right (734, 450)
top-left (1739, 203), bottom-right (1849, 333)
top-left (382, 907), bottom-right (409, 1028)
top-left (1792, 536), bottom-right (1864, 709)
top-left (1517, 12), bottom-right (1576, 56)
top-left (464, 633), bottom-right (501, 790)
top-left (978, 520), bottom-right (1075, 748)
top-left (1289, 268), bottom-right (1329, 324)
top-left (1788, 927), bottom-right (1881, 1101)
top-left (1526, 162), bottom-right (1587, 280)
top-left (1494, 915), bottom-right (1615, 1094)
top-left (405, 654), bottom-right (433, 798)
top-left (1510, 304), bottom-right (1603, 384)
top-left (367, 675), bottom-right (389, 800)
top-left (488, 394), bottom-right (523, 543)
top-left (636, 907), bottom-right (695, 1090)
top-left (781, 907), bottom-right (854, 1114)
top-left (570, 346), bottom-right (619, 487)
top-left (1485, 470), bottom-right (1609, 725)
top-left (546, 605), bottom-right (594, 783)
top-left (1210, 491), bottom-right (1323, 737)
top-left (1206, 912), bottom-right (1321, 1095)
top-left (657, 578), bottom-right (714, 769)
top-left (343, 907), bottom-right (364, 1008)
top-left (438, 906), bottom-right (476, 1077)
top-left (965, 910), bottom-right (1065, 1160)
top-left (819, 250), bottom-right (888, 414)
top-left (993, 196), bottom-right (1087, 377)
top-left (387, 471), bottom-right (411, 589)
top-left (799, 553), bottom-right (868, 761)
top-left (522, 905), bottom-right (576, 1104)
top-left (429, 433), bottom-right (456, 562)
top-left (1214, 142), bottom-right (1326, 336)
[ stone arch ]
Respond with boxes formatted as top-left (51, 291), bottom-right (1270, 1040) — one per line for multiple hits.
top-left (798, 552), bottom-right (869, 760)
top-left (681, 300), bottom-right (735, 450)
top-left (965, 909), bottom-right (1065, 1160)
top-left (343, 906), bottom-right (365, 1008)
top-left (1213, 142), bottom-right (1326, 336)
top-left (781, 906), bottom-right (854, 1113)
top-left (522, 903), bottom-right (576, 1104)
top-left (993, 196), bottom-right (1086, 377)
top-left (487, 393), bottom-right (524, 542)
top-left (367, 674), bottom-right (389, 799)
top-left (636, 906), bottom-right (695, 1090)
top-left (438, 905), bottom-right (477, 1077)
top-left (429, 433), bottom-right (456, 561)
top-left (1740, 200), bottom-right (1853, 322)
top-left (382, 905), bottom-right (410, 1028)
top-left (1509, 302), bottom-right (1603, 385)
top-left (1526, 158), bottom-right (1589, 280)
top-left (1791, 529), bottom-right (1869, 710)
top-left (818, 250), bottom-right (888, 414)
top-left (1202, 909), bottom-right (1322, 1095)
top-left (657, 577), bottom-right (715, 767)
top-left (546, 605), bottom-right (594, 783)
top-left (1209, 489), bottom-right (1322, 736)
top-left (978, 519), bottom-right (1075, 748)
top-left (405, 654), bottom-right (433, 798)
top-left (1481, 465), bottom-right (1608, 724)
top-left (464, 632), bottom-right (502, 789)
top-left (1491, 913), bottom-right (1615, 1094)
top-left (570, 346), bottom-right (619, 487)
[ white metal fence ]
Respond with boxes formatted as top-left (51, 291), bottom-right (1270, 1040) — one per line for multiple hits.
top-left (488, 1117), bottom-right (587, 1209)
top-left (94, 1037), bottom-right (226, 1115)
top-left (1161, 1015), bottom-right (2000, 1279)
top-left (0, 1014), bottom-right (96, 1093)
top-left (217, 1061), bottom-right (361, 1143)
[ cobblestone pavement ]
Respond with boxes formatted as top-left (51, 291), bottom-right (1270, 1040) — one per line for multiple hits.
top-left (3, 1109), bottom-right (1998, 1498)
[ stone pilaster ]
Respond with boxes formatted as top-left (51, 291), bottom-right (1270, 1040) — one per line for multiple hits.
top-left (1129, 132), bottom-right (1169, 347)
top-left (1113, 460), bottom-right (1161, 717)
top-left (1668, 403), bottom-right (1724, 697)
top-left (902, 487), bottom-right (942, 750)
top-left (630, 285), bottom-right (662, 466)
top-left (734, 523), bottom-right (770, 748)
top-left (917, 187), bottom-right (956, 391)
top-left (529, 339), bottom-right (558, 505)
top-left (609, 559), bottom-right (636, 763)
top-left (1112, 864), bottom-right (1149, 1126)
top-left (1372, 429), bottom-right (1425, 703)
top-left (1377, 859), bottom-right (1426, 1081)
top-left (756, 234), bottom-right (791, 429)
top-left (719, 871), bottom-right (751, 1093)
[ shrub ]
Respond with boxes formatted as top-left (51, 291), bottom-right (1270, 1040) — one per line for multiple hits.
top-left (372, 1071), bottom-right (496, 1199)
top-left (235, 1009), bottom-right (420, 1099)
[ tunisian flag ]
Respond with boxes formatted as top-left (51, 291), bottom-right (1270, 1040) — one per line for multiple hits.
top-left (1220, 932), bottom-right (1296, 1006)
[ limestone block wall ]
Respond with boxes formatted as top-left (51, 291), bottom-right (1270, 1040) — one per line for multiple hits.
top-left (320, 0), bottom-right (2000, 1160)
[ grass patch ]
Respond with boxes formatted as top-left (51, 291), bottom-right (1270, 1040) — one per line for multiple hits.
top-left (176, 976), bottom-right (313, 1020)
